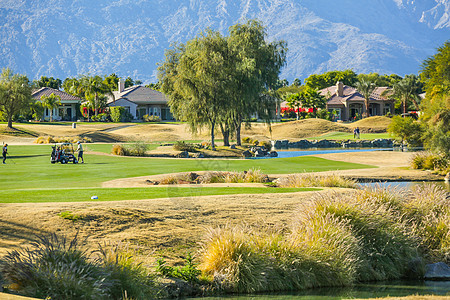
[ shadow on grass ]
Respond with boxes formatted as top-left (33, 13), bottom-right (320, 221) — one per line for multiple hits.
top-left (0, 219), bottom-right (50, 247)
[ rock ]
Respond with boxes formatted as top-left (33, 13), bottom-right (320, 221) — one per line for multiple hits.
top-left (424, 262), bottom-right (450, 281)
top-left (229, 144), bottom-right (236, 149)
top-left (191, 152), bottom-right (204, 158)
top-left (176, 151), bottom-right (189, 158)
top-left (158, 277), bottom-right (200, 298)
top-left (269, 151), bottom-right (278, 157)
top-left (242, 150), bottom-right (252, 158)
top-left (445, 172), bottom-right (449, 182)
top-left (145, 179), bottom-right (159, 185)
top-left (254, 149), bottom-right (266, 157)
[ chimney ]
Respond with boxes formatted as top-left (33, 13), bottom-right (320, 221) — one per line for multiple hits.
top-left (336, 81), bottom-right (344, 97)
top-left (118, 78), bottom-right (125, 93)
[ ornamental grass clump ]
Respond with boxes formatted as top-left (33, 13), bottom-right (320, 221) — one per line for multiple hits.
top-left (0, 234), bottom-right (158, 300)
top-left (0, 234), bottom-right (112, 300)
top-left (277, 173), bottom-right (357, 188)
top-left (403, 183), bottom-right (450, 262)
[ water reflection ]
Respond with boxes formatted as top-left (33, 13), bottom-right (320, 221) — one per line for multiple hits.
top-left (273, 148), bottom-right (392, 159)
top-left (358, 181), bottom-right (450, 192)
top-left (191, 281), bottom-right (450, 299)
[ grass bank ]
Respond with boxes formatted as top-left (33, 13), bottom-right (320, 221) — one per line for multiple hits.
top-left (0, 186), bottom-right (316, 203)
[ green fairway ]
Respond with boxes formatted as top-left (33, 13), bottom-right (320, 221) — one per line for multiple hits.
top-left (0, 144), bottom-right (373, 202)
top-left (308, 132), bottom-right (391, 140)
top-left (0, 144), bottom-right (374, 189)
top-left (0, 186), bottom-right (317, 203)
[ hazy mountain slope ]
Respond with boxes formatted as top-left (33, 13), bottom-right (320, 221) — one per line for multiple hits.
top-left (0, 0), bottom-right (448, 83)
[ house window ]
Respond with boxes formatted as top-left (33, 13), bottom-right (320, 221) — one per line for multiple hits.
top-left (384, 103), bottom-right (391, 115)
top-left (137, 107), bottom-right (146, 119)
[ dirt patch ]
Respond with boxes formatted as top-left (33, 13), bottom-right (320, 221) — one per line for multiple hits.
top-left (349, 116), bottom-right (392, 133)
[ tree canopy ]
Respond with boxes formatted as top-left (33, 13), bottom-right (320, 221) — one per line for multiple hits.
top-left (0, 68), bottom-right (32, 128)
top-left (158, 20), bottom-right (287, 147)
top-left (33, 76), bottom-right (62, 90)
top-left (419, 41), bottom-right (450, 156)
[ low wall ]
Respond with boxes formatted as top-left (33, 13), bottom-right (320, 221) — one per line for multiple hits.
top-left (271, 138), bottom-right (395, 149)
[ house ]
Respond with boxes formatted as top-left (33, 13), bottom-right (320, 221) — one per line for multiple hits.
top-left (32, 87), bottom-right (82, 121)
top-left (319, 81), bottom-right (395, 121)
top-left (107, 79), bottom-right (174, 120)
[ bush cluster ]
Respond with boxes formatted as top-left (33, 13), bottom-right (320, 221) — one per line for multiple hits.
top-left (111, 142), bottom-right (148, 157)
top-left (410, 151), bottom-right (449, 175)
top-left (158, 169), bottom-right (269, 185)
top-left (143, 115), bottom-right (161, 122)
top-left (199, 184), bottom-right (449, 293)
top-left (35, 136), bottom-right (93, 144)
top-left (173, 141), bottom-right (197, 152)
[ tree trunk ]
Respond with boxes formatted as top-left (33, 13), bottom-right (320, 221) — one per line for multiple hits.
top-left (210, 121), bottom-right (216, 151)
top-left (296, 106), bottom-right (300, 120)
top-left (235, 120), bottom-right (242, 146)
top-left (365, 99), bottom-right (370, 118)
top-left (7, 116), bottom-right (12, 129)
top-left (403, 97), bottom-right (407, 115)
top-left (220, 123), bottom-right (230, 146)
top-left (95, 93), bottom-right (98, 117)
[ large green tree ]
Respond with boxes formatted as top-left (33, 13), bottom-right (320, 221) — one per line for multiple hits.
top-left (0, 68), bottom-right (32, 128)
top-left (383, 74), bottom-right (423, 114)
top-left (420, 41), bottom-right (450, 156)
top-left (305, 70), bottom-right (357, 90)
top-left (33, 76), bottom-right (62, 90)
top-left (226, 20), bottom-right (287, 145)
top-left (159, 20), bottom-right (287, 148)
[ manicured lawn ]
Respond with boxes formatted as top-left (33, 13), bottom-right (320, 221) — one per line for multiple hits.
top-left (0, 186), bottom-right (317, 203)
top-left (308, 132), bottom-right (391, 140)
top-left (0, 145), bottom-right (373, 189)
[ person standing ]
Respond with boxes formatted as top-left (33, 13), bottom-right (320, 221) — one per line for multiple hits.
top-left (2, 143), bottom-right (7, 164)
top-left (76, 141), bottom-right (84, 163)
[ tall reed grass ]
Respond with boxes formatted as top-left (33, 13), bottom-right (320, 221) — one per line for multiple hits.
top-left (199, 184), bottom-right (450, 293)
top-left (276, 173), bottom-right (357, 188)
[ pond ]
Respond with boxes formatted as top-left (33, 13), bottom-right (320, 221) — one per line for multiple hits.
top-left (190, 280), bottom-right (450, 299)
top-left (269, 148), bottom-right (393, 159)
top-left (358, 181), bottom-right (450, 192)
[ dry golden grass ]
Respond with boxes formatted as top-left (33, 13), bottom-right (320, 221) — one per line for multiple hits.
top-left (349, 116), bottom-right (392, 132)
top-left (270, 118), bottom-right (350, 139)
top-left (0, 190), bottom-right (324, 264)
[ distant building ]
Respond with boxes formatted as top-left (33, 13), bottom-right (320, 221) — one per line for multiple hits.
top-left (107, 79), bottom-right (174, 120)
top-left (319, 81), bottom-right (395, 121)
top-left (32, 87), bottom-right (82, 121)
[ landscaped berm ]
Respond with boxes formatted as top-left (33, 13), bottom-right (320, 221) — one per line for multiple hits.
top-left (0, 119), bottom-right (448, 300)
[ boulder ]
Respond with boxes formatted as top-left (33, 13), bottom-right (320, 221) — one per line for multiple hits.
top-left (229, 144), bottom-right (236, 149)
top-left (242, 150), bottom-right (252, 158)
top-left (269, 151), bottom-right (278, 157)
top-left (176, 151), bottom-right (189, 158)
top-left (424, 262), bottom-right (450, 281)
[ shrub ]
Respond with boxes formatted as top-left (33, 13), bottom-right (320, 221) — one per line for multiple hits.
top-left (242, 137), bottom-right (252, 144)
top-left (258, 141), bottom-right (272, 151)
top-left (155, 253), bottom-right (201, 284)
top-left (111, 144), bottom-right (125, 156)
top-left (59, 211), bottom-right (81, 222)
top-left (34, 136), bottom-right (92, 144)
top-left (110, 107), bottom-right (133, 122)
top-left (143, 114), bottom-right (161, 122)
top-left (173, 141), bottom-right (197, 152)
top-left (411, 152), bottom-right (428, 169)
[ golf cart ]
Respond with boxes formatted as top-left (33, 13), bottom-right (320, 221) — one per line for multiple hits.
top-left (51, 142), bottom-right (78, 164)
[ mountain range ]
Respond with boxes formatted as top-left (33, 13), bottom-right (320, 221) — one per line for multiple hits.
top-left (0, 0), bottom-right (448, 84)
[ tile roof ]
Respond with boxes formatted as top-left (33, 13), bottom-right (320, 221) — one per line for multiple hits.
top-left (32, 87), bottom-right (82, 102)
top-left (319, 84), bottom-right (392, 104)
top-left (109, 85), bottom-right (169, 105)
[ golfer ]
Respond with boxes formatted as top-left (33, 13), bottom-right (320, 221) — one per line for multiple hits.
top-left (2, 143), bottom-right (7, 164)
top-left (76, 141), bottom-right (84, 163)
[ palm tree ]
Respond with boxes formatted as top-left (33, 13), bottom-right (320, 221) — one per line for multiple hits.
top-left (355, 79), bottom-right (376, 118)
top-left (383, 75), bottom-right (422, 115)
top-left (40, 93), bottom-right (61, 122)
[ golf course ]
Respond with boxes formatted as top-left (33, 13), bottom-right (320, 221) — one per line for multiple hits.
top-left (0, 119), bottom-right (448, 300)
